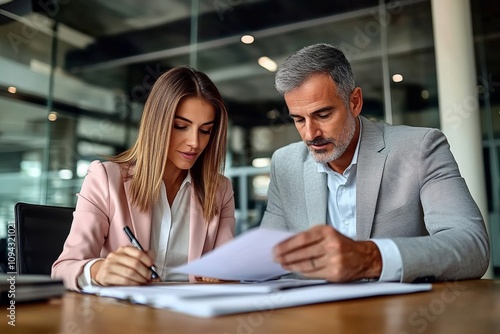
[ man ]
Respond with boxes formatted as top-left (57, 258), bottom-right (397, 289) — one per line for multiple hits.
top-left (261, 43), bottom-right (489, 283)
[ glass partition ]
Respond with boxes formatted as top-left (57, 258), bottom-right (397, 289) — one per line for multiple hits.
top-left (0, 0), bottom-right (499, 275)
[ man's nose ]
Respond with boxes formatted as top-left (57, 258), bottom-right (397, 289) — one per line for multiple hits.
top-left (304, 121), bottom-right (321, 141)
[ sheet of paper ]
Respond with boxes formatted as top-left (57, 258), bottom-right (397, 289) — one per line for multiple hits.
top-left (162, 282), bottom-right (432, 317)
top-left (82, 278), bottom-right (328, 303)
top-left (83, 280), bottom-right (432, 318)
top-left (171, 227), bottom-right (295, 281)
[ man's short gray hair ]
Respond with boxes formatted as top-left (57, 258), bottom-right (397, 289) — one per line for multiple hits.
top-left (275, 43), bottom-right (355, 107)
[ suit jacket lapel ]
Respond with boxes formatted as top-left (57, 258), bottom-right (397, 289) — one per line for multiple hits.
top-left (124, 179), bottom-right (152, 249)
top-left (304, 156), bottom-right (328, 228)
top-left (356, 117), bottom-right (387, 240)
top-left (188, 188), bottom-right (208, 262)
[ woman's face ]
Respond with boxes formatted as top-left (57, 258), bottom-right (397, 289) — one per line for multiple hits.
top-left (166, 97), bottom-right (216, 172)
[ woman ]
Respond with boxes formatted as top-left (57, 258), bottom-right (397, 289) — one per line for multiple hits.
top-left (52, 66), bottom-right (235, 291)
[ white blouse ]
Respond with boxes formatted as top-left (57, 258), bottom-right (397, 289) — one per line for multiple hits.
top-left (150, 174), bottom-right (191, 281)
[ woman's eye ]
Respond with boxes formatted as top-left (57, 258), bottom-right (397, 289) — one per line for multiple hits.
top-left (174, 124), bottom-right (187, 130)
top-left (200, 129), bottom-right (212, 135)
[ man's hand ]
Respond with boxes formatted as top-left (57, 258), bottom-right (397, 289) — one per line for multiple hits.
top-left (91, 246), bottom-right (158, 286)
top-left (273, 225), bottom-right (382, 282)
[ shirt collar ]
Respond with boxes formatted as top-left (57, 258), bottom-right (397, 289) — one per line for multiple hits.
top-left (160, 171), bottom-right (192, 193)
top-left (180, 171), bottom-right (192, 188)
top-left (317, 117), bottom-right (363, 174)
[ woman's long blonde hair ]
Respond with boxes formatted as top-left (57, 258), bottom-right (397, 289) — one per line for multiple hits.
top-left (110, 66), bottom-right (228, 222)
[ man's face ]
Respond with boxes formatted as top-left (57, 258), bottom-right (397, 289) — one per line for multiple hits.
top-left (285, 74), bottom-right (361, 167)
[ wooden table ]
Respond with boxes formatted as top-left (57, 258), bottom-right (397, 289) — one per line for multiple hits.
top-left (2, 279), bottom-right (499, 333)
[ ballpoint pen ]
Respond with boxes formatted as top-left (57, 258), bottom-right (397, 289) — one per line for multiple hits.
top-left (123, 226), bottom-right (159, 279)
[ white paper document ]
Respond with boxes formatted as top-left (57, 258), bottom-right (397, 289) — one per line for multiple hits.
top-left (83, 280), bottom-right (432, 318)
top-left (171, 227), bottom-right (296, 281)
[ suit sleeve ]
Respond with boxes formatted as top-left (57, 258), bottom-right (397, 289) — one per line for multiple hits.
top-left (51, 160), bottom-right (111, 291)
top-left (392, 129), bottom-right (490, 282)
top-left (260, 149), bottom-right (290, 231)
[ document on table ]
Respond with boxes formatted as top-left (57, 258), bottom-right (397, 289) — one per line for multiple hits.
top-left (83, 280), bottom-right (432, 318)
top-left (171, 227), bottom-right (296, 281)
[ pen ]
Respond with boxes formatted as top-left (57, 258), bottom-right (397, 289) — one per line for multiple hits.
top-left (123, 226), bottom-right (159, 279)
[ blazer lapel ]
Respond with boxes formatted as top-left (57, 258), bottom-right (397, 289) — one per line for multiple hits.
top-left (356, 117), bottom-right (387, 240)
top-left (124, 179), bottom-right (152, 249)
top-left (304, 157), bottom-right (328, 228)
top-left (187, 188), bottom-right (209, 262)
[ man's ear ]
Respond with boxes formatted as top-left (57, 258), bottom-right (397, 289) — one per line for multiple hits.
top-left (350, 87), bottom-right (363, 117)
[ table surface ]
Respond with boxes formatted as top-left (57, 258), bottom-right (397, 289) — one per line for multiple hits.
top-left (2, 279), bottom-right (499, 334)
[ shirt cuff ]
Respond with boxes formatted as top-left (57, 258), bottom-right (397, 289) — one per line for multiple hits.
top-left (370, 239), bottom-right (403, 282)
top-left (77, 258), bottom-right (104, 289)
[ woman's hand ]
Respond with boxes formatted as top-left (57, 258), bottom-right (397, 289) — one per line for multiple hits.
top-left (91, 246), bottom-right (157, 286)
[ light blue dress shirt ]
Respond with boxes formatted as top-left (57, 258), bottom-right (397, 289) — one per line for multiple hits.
top-left (317, 122), bottom-right (403, 281)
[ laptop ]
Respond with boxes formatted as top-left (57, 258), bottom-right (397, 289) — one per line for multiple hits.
top-left (0, 274), bottom-right (65, 304)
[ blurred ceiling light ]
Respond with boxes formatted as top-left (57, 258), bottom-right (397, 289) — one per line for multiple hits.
top-left (7, 86), bottom-right (16, 94)
top-left (252, 157), bottom-right (271, 168)
top-left (421, 90), bottom-right (430, 99)
top-left (266, 108), bottom-right (279, 120)
top-left (392, 74), bottom-right (403, 83)
top-left (48, 111), bottom-right (58, 121)
top-left (258, 56), bottom-right (277, 72)
top-left (241, 35), bottom-right (254, 44)
top-left (77, 160), bottom-right (91, 177)
top-left (58, 169), bottom-right (73, 180)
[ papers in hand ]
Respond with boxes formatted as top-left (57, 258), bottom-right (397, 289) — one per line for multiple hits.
top-left (171, 227), bottom-right (295, 281)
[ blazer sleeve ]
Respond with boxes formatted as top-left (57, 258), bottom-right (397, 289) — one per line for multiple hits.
top-left (260, 149), bottom-right (290, 231)
top-left (213, 176), bottom-right (236, 248)
top-left (392, 129), bottom-right (490, 282)
top-left (51, 160), bottom-right (112, 291)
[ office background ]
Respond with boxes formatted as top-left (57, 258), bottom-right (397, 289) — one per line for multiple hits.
top-left (0, 0), bottom-right (498, 275)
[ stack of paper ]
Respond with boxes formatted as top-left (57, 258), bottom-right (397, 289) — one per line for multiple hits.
top-left (83, 228), bottom-right (432, 317)
top-left (83, 280), bottom-right (432, 317)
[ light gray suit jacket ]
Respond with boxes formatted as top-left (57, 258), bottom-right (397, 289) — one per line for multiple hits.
top-left (261, 116), bottom-right (490, 282)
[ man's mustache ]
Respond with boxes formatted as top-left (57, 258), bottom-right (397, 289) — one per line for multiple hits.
top-left (306, 138), bottom-right (334, 146)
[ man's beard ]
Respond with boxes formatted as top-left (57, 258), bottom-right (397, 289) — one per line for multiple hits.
top-left (306, 114), bottom-right (356, 164)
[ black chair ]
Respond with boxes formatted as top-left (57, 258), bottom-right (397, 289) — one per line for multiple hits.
top-left (14, 202), bottom-right (74, 275)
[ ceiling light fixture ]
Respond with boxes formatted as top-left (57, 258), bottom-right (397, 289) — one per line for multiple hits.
top-left (7, 86), bottom-right (16, 94)
top-left (392, 74), bottom-right (403, 83)
top-left (241, 35), bottom-right (254, 44)
top-left (258, 56), bottom-right (277, 72)
top-left (48, 112), bottom-right (58, 121)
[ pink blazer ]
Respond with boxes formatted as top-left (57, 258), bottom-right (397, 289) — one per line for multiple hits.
top-left (52, 160), bottom-right (235, 291)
